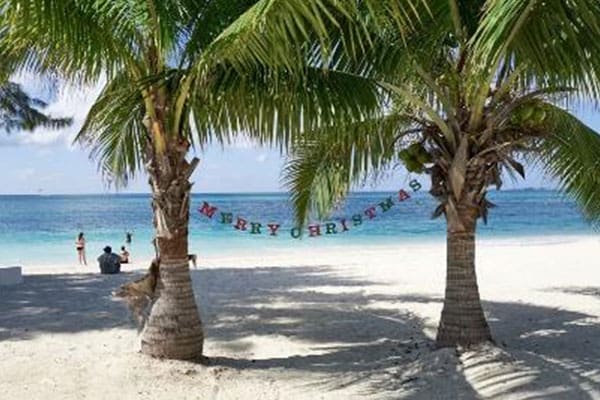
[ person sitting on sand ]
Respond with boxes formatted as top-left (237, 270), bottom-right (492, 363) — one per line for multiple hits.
top-left (97, 246), bottom-right (121, 274)
top-left (120, 246), bottom-right (130, 264)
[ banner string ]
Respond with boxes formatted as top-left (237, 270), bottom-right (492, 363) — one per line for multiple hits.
top-left (198, 180), bottom-right (424, 239)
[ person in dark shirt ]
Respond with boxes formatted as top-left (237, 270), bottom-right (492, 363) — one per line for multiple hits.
top-left (98, 246), bottom-right (121, 274)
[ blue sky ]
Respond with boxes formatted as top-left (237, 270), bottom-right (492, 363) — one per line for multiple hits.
top-left (1, 77), bottom-right (598, 195)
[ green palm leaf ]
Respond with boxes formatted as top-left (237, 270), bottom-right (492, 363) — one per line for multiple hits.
top-left (284, 113), bottom-right (413, 227)
top-left (192, 64), bottom-right (385, 151)
top-left (535, 104), bottom-right (600, 225)
top-left (74, 72), bottom-right (146, 187)
top-left (472, 0), bottom-right (600, 99)
top-left (201, 0), bottom-right (435, 73)
top-left (0, 81), bottom-right (71, 133)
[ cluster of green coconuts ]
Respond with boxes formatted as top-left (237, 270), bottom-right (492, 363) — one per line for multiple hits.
top-left (399, 105), bottom-right (546, 173)
top-left (511, 104), bottom-right (548, 126)
top-left (398, 142), bottom-right (433, 173)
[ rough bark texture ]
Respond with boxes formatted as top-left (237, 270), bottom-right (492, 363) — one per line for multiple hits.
top-left (436, 166), bottom-right (492, 347)
top-left (436, 228), bottom-right (492, 347)
top-left (141, 259), bottom-right (204, 359)
top-left (140, 132), bottom-right (204, 359)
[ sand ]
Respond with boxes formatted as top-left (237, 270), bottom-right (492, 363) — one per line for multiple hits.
top-left (1, 235), bottom-right (600, 399)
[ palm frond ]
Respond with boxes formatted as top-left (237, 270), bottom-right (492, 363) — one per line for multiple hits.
top-left (74, 73), bottom-right (147, 187)
top-left (0, 0), bottom-right (132, 81)
top-left (180, 0), bottom-right (259, 67)
top-left (200, 0), bottom-right (435, 73)
top-left (0, 81), bottom-right (71, 132)
top-left (471, 0), bottom-right (600, 100)
top-left (192, 64), bottom-right (385, 150)
top-left (283, 113), bottom-right (413, 228)
top-left (534, 104), bottom-right (600, 226)
top-left (0, 0), bottom-right (199, 81)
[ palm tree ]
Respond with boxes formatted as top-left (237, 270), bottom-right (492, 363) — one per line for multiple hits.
top-left (0, 0), bottom-right (384, 359)
top-left (0, 0), bottom-right (266, 359)
top-left (206, 0), bottom-right (600, 347)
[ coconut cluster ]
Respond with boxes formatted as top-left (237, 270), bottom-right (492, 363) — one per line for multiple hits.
top-left (398, 142), bottom-right (433, 173)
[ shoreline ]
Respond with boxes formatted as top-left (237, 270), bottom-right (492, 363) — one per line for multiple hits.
top-left (18, 234), bottom-right (599, 274)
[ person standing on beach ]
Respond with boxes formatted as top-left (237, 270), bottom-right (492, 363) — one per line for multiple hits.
top-left (75, 232), bottom-right (87, 266)
top-left (125, 231), bottom-right (132, 245)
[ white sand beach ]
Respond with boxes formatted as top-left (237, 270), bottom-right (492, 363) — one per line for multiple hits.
top-left (1, 236), bottom-right (600, 399)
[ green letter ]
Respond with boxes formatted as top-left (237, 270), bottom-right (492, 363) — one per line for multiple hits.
top-left (250, 222), bottom-right (262, 234)
top-left (220, 212), bottom-right (233, 224)
top-left (378, 197), bottom-right (394, 212)
top-left (325, 223), bottom-right (337, 234)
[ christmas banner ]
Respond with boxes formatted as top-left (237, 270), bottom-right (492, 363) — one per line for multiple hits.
top-left (198, 180), bottom-right (423, 239)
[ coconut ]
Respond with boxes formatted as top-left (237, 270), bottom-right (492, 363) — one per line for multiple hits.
top-left (520, 105), bottom-right (535, 121)
top-left (533, 108), bottom-right (547, 123)
top-left (404, 157), bottom-right (424, 173)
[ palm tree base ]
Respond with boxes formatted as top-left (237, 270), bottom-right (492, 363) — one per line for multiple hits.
top-left (140, 261), bottom-right (204, 360)
top-left (436, 230), bottom-right (493, 348)
top-left (435, 316), bottom-right (492, 348)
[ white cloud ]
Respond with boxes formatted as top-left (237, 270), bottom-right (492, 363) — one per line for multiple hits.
top-left (0, 75), bottom-right (105, 148)
top-left (256, 153), bottom-right (267, 163)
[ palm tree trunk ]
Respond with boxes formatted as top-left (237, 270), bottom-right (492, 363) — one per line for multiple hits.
top-left (436, 200), bottom-right (492, 348)
top-left (141, 258), bottom-right (204, 359)
top-left (140, 141), bottom-right (204, 360)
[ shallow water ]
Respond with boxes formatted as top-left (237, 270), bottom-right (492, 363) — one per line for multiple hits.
top-left (0, 189), bottom-right (596, 266)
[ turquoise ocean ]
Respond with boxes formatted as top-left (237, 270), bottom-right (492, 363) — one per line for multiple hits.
top-left (0, 190), bottom-right (597, 266)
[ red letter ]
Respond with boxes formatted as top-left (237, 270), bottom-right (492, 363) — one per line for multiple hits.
top-left (364, 206), bottom-right (377, 219)
top-left (398, 189), bottom-right (411, 202)
top-left (234, 217), bottom-right (248, 231)
top-left (267, 223), bottom-right (281, 236)
top-left (198, 202), bottom-right (218, 218)
top-left (308, 224), bottom-right (321, 237)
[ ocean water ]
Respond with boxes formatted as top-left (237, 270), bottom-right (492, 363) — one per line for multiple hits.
top-left (0, 190), bottom-right (596, 266)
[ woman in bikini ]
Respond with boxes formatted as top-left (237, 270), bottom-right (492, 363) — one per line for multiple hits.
top-left (76, 232), bottom-right (87, 266)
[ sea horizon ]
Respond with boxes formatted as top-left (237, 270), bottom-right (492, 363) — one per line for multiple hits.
top-left (0, 186), bottom-right (558, 197)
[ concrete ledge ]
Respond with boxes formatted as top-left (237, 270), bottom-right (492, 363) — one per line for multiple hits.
top-left (0, 266), bottom-right (23, 285)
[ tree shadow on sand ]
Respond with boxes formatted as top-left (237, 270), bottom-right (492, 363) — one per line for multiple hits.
top-left (0, 272), bottom-right (137, 340)
top-left (194, 267), bottom-right (600, 399)
top-left (195, 266), bottom-right (478, 399)
top-left (468, 297), bottom-right (600, 400)
top-left (2, 267), bottom-right (600, 399)
top-left (363, 292), bottom-right (600, 400)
